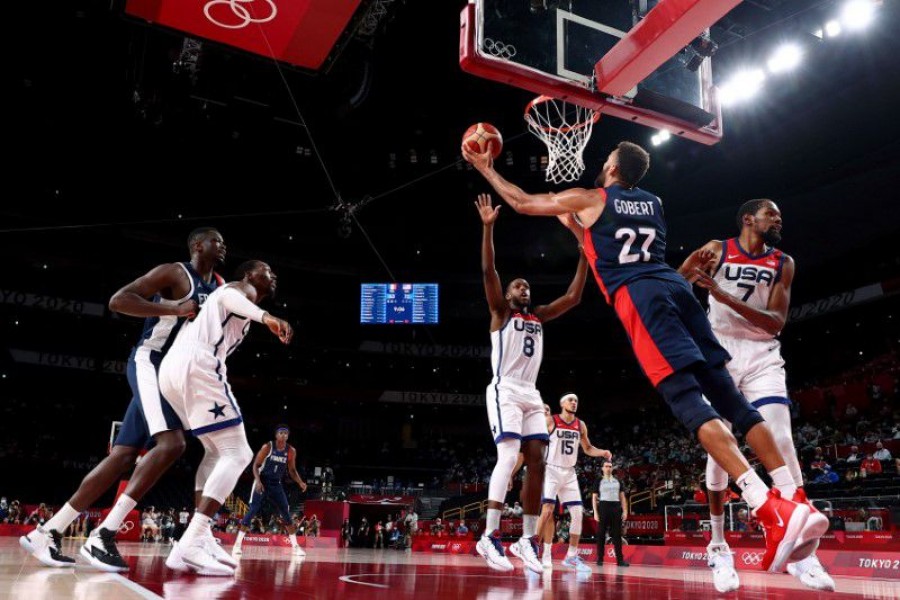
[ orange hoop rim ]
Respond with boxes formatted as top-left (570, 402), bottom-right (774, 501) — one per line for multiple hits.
top-left (524, 95), bottom-right (600, 134)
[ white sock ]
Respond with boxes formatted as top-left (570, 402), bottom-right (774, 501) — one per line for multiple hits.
top-left (769, 466), bottom-right (797, 500)
top-left (235, 529), bottom-right (246, 547)
top-left (485, 509), bottom-right (501, 535)
top-left (99, 495), bottom-right (137, 532)
top-left (710, 513), bottom-right (725, 545)
top-left (543, 542), bottom-right (552, 559)
top-left (736, 469), bottom-right (769, 510)
top-left (43, 503), bottom-right (80, 533)
top-left (289, 532), bottom-right (298, 547)
top-left (181, 512), bottom-right (211, 547)
top-left (566, 545), bottom-right (578, 558)
top-left (522, 514), bottom-right (538, 538)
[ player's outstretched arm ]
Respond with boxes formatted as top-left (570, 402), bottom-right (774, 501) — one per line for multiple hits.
top-left (677, 240), bottom-right (722, 281)
top-left (579, 422), bottom-right (612, 459)
top-left (463, 145), bottom-right (600, 216)
top-left (109, 263), bottom-right (198, 318)
top-left (693, 255), bottom-right (795, 335)
top-left (222, 284), bottom-right (294, 344)
top-left (534, 249), bottom-right (588, 323)
top-left (476, 194), bottom-right (508, 329)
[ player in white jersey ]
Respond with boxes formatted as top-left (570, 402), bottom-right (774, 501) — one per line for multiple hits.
top-left (20, 227), bottom-right (225, 572)
top-left (160, 260), bottom-right (293, 576)
top-left (679, 199), bottom-right (833, 591)
top-left (473, 194), bottom-right (588, 574)
top-left (537, 393), bottom-right (611, 572)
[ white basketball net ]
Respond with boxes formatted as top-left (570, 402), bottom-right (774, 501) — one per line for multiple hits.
top-left (524, 96), bottom-right (599, 184)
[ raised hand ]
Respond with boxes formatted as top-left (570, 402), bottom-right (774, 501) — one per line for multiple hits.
top-left (474, 193), bottom-right (501, 226)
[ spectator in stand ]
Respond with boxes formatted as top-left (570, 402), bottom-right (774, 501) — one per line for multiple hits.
top-left (457, 521), bottom-right (469, 537)
top-left (26, 503), bottom-right (51, 527)
top-left (844, 403), bottom-right (858, 419)
top-left (404, 509), bottom-right (418, 536)
top-left (810, 455), bottom-right (830, 480)
top-left (340, 519), bottom-right (353, 548)
top-left (812, 465), bottom-right (839, 485)
top-left (160, 509), bottom-right (175, 544)
top-left (374, 521), bottom-right (384, 549)
top-left (692, 483), bottom-right (708, 504)
top-left (308, 514), bottom-right (320, 537)
top-left (176, 507), bottom-right (190, 541)
top-left (0, 498), bottom-right (8, 522)
top-left (430, 517), bottom-right (445, 537)
top-left (860, 453), bottom-right (883, 476)
top-left (501, 503), bottom-right (513, 518)
top-left (873, 441), bottom-right (892, 461)
top-left (846, 446), bottom-right (862, 463)
top-left (511, 502), bottom-right (523, 518)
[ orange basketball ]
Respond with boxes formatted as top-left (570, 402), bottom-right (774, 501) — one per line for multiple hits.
top-left (462, 122), bottom-right (503, 159)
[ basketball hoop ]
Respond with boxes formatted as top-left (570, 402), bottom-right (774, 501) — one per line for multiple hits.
top-left (524, 95), bottom-right (599, 184)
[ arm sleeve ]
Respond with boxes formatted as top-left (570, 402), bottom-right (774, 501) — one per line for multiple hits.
top-left (219, 287), bottom-right (267, 323)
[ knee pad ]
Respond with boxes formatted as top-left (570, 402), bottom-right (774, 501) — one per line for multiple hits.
top-left (657, 370), bottom-right (719, 433)
top-left (705, 455), bottom-right (729, 492)
top-left (694, 364), bottom-right (764, 435)
top-left (567, 505), bottom-right (583, 536)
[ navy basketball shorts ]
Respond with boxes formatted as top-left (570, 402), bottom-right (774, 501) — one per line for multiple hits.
top-left (114, 347), bottom-right (184, 449)
top-left (611, 276), bottom-right (731, 386)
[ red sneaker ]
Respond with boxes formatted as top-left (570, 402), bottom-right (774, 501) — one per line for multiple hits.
top-left (789, 488), bottom-right (830, 562)
top-left (754, 488), bottom-right (810, 572)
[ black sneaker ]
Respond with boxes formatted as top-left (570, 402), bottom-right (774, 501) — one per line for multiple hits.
top-left (79, 527), bottom-right (129, 572)
top-left (20, 528), bottom-right (76, 568)
top-left (617, 560), bottom-right (630, 567)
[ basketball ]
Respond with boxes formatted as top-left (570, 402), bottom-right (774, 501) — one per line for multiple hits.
top-left (462, 122), bottom-right (503, 159)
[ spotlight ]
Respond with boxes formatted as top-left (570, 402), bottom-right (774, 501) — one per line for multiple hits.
top-left (841, 0), bottom-right (876, 30)
top-left (825, 19), bottom-right (842, 37)
top-left (767, 43), bottom-right (803, 74)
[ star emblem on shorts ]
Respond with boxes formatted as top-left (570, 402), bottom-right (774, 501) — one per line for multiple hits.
top-left (209, 402), bottom-right (227, 419)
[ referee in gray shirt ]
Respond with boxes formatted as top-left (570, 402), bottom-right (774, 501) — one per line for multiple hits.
top-left (591, 461), bottom-right (629, 566)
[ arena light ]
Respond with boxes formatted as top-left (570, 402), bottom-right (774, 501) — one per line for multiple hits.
top-left (651, 134), bottom-right (662, 146)
top-left (767, 44), bottom-right (803, 74)
top-left (825, 19), bottom-right (842, 37)
top-left (841, 0), bottom-right (877, 31)
top-left (719, 69), bottom-right (766, 106)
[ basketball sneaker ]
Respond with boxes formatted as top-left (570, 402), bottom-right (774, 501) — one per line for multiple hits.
top-left (788, 488), bottom-right (830, 562)
top-left (201, 529), bottom-right (238, 569)
top-left (706, 542), bottom-right (739, 593)
top-left (542, 550), bottom-right (553, 571)
top-left (180, 538), bottom-right (235, 577)
top-left (754, 488), bottom-right (810, 572)
top-left (20, 528), bottom-right (76, 568)
top-left (509, 536), bottom-right (543, 574)
top-left (476, 530), bottom-right (514, 572)
top-left (561, 554), bottom-right (592, 574)
top-left (787, 555), bottom-right (836, 591)
top-left (80, 527), bottom-right (129, 572)
top-left (165, 540), bottom-right (193, 573)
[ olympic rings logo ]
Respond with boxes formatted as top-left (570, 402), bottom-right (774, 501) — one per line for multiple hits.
top-left (741, 552), bottom-right (763, 566)
top-left (119, 520), bottom-right (135, 533)
top-left (607, 547), bottom-right (616, 558)
top-left (483, 38), bottom-right (517, 60)
top-left (204, 0), bottom-right (278, 30)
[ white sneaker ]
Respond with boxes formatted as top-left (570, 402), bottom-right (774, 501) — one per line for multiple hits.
top-left (787, 555), bottom-right (835, 592)
top-left (231, 545), bottom-right (243, 558)
top-left (165, 541), bottom-right (194, 573)
top-left (542, 556), bottom-right (553, 571)
top-left (292, 545), bottom-right (306, 558)
top-left (202, 531), bottom-right (238, 569)
top-left (707, 542), bottom-right (739, 593)
top-left (561, 554), bottom-right (592, 574)
top-left (20, 528), bottom-right (76, 568)
top-left (476, 531), bottom-right (514, 572)
top-left (180, 539), bottom-right (235, 577)
top-left (509, 536), bottom-right (543, 574)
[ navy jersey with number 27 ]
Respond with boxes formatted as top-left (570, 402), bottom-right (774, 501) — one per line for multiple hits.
top-left (583, 184), bottom-right (681, 302)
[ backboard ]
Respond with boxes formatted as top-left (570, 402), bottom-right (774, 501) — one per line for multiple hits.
top-left (461, 0), bottom-right (741, 144)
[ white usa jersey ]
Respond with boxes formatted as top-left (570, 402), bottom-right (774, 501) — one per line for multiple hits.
top-left (169, 284), bottom-right (253, 371)
top-left (547, 415), bottom-right (581, 468)
top-left (490, 312), bottom-right (543, 384)
top-left (708, 238), bottom-right (787, 341)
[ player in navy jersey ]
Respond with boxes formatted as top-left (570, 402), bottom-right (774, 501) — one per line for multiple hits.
top-left (232, 425), bottom-right (308, 558)
top-left (21, 227), bottom-right (225, 572)
top-left (462, 142), bottom-right (827, 576)
top-left (473, 194), bottom-right (588, 574)
top-left (679, 199), bottom-right (833, 591)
